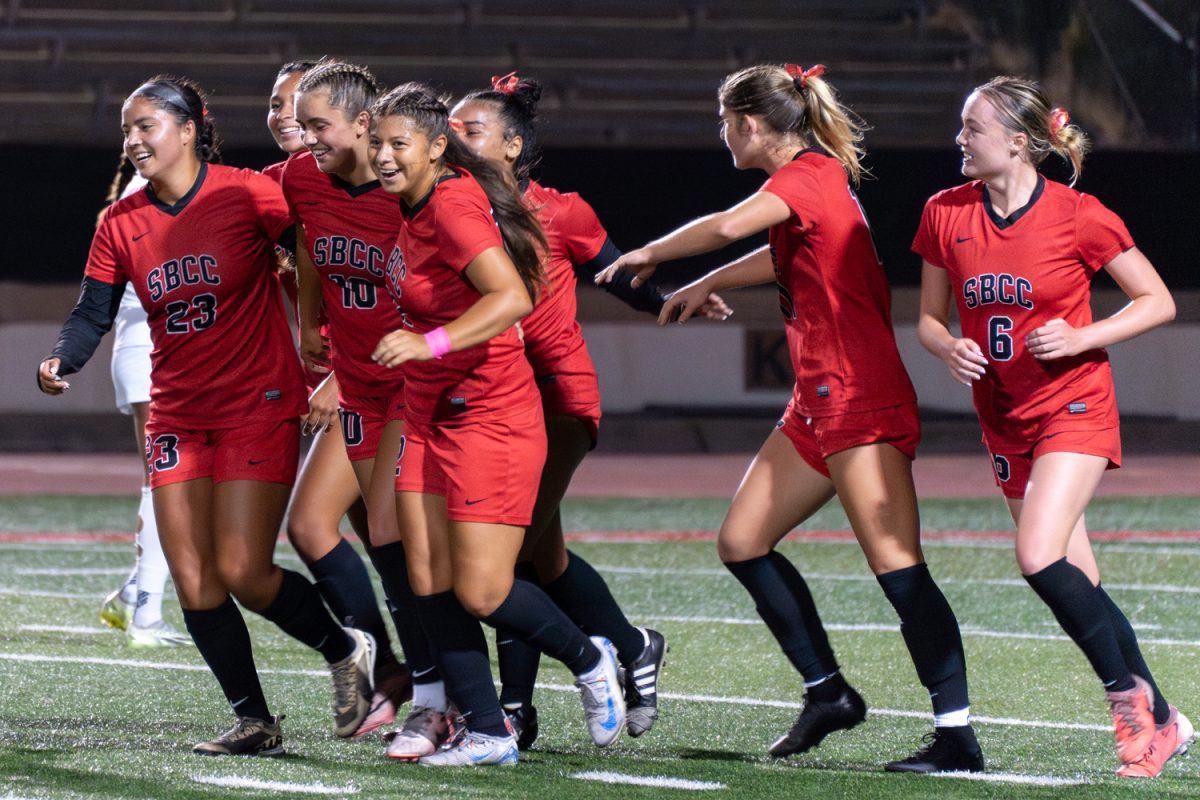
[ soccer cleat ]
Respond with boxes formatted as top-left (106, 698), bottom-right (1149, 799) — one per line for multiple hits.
top-left (505, 704), bottom-right (539, 751)
top-left (385, 706), bottom-right (452, 761)
top-left (884, 728), bottom-right (985, 773)
top-left (99, 588), bottom-right (134, 632)
top-left (768, 684), bottom-right (867, 757)
top-left (356, 658), bottom-right (413, 737)
top-left (330, 627), bottom-right (376, 737)
top-left (576, 636), bottom-right (626, 747)
top-left (192, 714), bottom-right (285, 757)
top-left (624, 628), bottom-right (668, 738)
top-left (1116, 706), bottom-right (1195, 778)
top-left (127, 619), bottom-right (193, 647)
top-left (419, 728), bottom-right (519, 767)
top-left (1108, 675), bottom-right (1157, 764)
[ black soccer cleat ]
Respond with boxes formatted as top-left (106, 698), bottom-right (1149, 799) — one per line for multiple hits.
top-left (768, 684), bottom-right (867, 757)
top-left (884, 727), bottom-right (985, 773)
top-left (505, 704), bottom-right (539, 751)
top-left (625, 628), bottom-right (668, 738)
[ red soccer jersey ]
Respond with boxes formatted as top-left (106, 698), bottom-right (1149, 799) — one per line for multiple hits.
top-left (85, 163), bottom-right (306, 427)
top-left (261, 159), bottom-right (287, 184)
top-left (383, 169), bottom-right (540, 423)
top-left (520, 180), bottom-right (607, 372)
top-left (760, 150), bottom-right (916, 416)
top-left (282, 151), bottom-right (406, 402)
top-left (912, 176), bottom-right (1132, 450)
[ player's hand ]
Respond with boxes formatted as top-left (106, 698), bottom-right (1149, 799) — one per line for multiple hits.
top-left (1026, 318), bottom-right (1086, 361)
top-left (659, 279), bottom-right (716, 325)
top-left (696, 292), bottom-right (733, 321)
top-left (300, 326), bottom-right (332, 374)
top-left (37, 357), bottom-right (70, 395)
top-left (301, 373), bottom-right (339, 436)
top-left (941, 338), bottom-right (988, 385)
top-left (372, 329), bottom-right (432, 368)
top-left (595, 247), bottom-right (658, 289)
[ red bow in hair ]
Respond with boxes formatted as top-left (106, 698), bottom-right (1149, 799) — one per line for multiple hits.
top-left (1049, 107), bottom-right (1070, 137)
top-left (448, 117), bottom-right (466, 134)
top-left (784, 63), bottom-right (826, 89)
top-left (201, 107), bottom-right (209, 119)
top-left (491, 71), bottom-right (520, 95)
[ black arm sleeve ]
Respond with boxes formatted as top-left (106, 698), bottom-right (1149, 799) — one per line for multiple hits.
top-left (575, 238), bottom-right (667, 316)
top-left (48, 277), bottom-right (124, 376)
top-left (276, 224), bottom-right (297, 255)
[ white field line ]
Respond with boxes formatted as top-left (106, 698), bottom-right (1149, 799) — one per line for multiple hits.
top-left (932, 771), bottom-right (1088, 786)
top-left (571, 771), bottom-right (725, 790)
top-left (14, 567), bottom-right (128, 576)
top-left (593, 564), bottom-right (1200, 596)
top-left (18, 624), bottom-right (111, 635)
top-left (191, 776), bottom-right (357, 795)
top-left (0, 651), bottom-right (1110, 733)
top-left (648, 616), bottom-right (1200, 649)
top-left (0, 586), bottom-right (100, 599)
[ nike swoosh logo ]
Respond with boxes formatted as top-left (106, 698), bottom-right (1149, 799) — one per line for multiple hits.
top-left (132, 233), bottom-right (149, 241)
top-left (464, 498), bottom-right (486, 505)
top-left (955, 236), bottom-right (974, 244)
top-left (248, 458), bottom-right (270, 465)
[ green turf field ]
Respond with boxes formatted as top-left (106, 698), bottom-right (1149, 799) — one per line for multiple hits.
top-left (2, 495), bottom-right (1199, 798)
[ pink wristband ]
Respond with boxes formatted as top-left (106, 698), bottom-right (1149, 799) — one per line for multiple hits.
top-left (424, 327), bottom-right (452, 359)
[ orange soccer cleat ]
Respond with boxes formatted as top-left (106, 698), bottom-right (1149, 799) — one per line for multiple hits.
top-left (1107, 675), bottom-right (1157, 765)
top-left (1116, 706), bottom-right (1194, 778)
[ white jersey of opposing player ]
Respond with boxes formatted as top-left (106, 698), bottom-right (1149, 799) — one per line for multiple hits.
top-left (111, 175), bottom-right (152, 413)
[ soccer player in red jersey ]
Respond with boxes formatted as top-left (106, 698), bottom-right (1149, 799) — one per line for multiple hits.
top-left (914, 76), bottom-right (1185, 777)
top-left (284, 58), bottom-right (433, 741)
top-left (37, 76), bottom-right (375, 756)
top-left (600, 63), bottom-right (982, 772)
top-left (452, 72), bottom-right (730, 747)
top-left (368, 83), bottom-right (625, 766)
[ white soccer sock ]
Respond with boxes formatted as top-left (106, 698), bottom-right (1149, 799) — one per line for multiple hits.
top-left (135, 486), bottom-right (171, 614)
top-left (934, 706), bottom-right (971, 728)
top-left (134, 591), bottom-right (164, 627)
top-left (412, 680), bottom-right (447, 712)
top-left (118, 563), bottom-right (139, 604)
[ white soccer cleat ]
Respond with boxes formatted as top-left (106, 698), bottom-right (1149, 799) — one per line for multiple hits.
top-left (418, 729), bottom-right (518, 767)
top-left (576, 636), bottom-right (626, 746)
top-left (127, 619), bottom-right (192, 647)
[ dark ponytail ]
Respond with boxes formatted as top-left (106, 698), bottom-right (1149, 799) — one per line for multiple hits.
top-left (371, 82), bottom-right (547, 301)
top-left (459, 73), bottom-right (543, 182)
top-left (129, 75), bottom-right (223, 164)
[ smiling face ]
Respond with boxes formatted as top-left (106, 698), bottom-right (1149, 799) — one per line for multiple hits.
top-left (369, 114), bottom-right (447, 205)
top-left (267, 70), bottom-right (305, 153)
top-left (121, 96), bottom-right (194, 182)
top-left (450, 99), bottom-right (521, 169)
top-left (956, 91), bottom-right (1023, 181)
top-left (295, 89), bottom-right (368, 178)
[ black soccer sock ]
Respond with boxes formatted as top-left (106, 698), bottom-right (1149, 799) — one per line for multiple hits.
top-left (308, 538), bottom-right (395, 665)
top-left (366, 541), bottom-right (439, 684)
top-left (498, 561), bottom-right (541, 708)
top-left (724, 551), bottom-right (839, 683)
top-left (1098, 585), bottom-right (1170, 724)
top-left (257, 568), bottom-right (352, 664)
top-left (1025, 558), bottom-right (1134, 692)
top-left (542, 551), bottom-right (644, 665)
top-left (182, 597), bottom-right (271, 720)
top-left (414, 591), bottom-right (507, 736)
top-left (481, 580), bottom-right (600, 676)
top-left (876, 563), bottom-right (970, 716)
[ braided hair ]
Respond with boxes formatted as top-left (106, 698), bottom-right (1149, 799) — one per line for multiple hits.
top-left (128, 75), bottom-right (222, 163)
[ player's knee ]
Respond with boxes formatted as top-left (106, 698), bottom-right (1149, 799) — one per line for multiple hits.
top-left (1015, 541), bottom-right (1057, 576)
top-left (717, 529), bottom-right (770, 563)
top-left (285, 511), bottom-right (337, 562)
top-left (454, 582), bottom-right (508, 619)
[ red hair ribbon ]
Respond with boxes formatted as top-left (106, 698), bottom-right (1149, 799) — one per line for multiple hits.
top-left (784, 63), bottom-right (826, 89)
top-left (201, 106), bottom-right (209, 119)
top-left (448, 117), bottom-right (466, 134)
top-left (491, 71), bottom-right (520, 95)
top-left (1049, 107), bottom-right (1070, 137)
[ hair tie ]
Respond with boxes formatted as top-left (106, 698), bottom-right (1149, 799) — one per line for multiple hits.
top-left (201, 106), bottom-right (209, 119)
top-left (784, 63), bottom-right (825, 91)
top-left (491, 71), bottom-right (520, 95)
top-left (1049, 107), bottom-right (1070, 138)
top-left (448, 117), bottom-right (465, 134)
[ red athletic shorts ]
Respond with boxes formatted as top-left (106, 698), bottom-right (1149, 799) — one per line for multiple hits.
top-left (394, 401), bottom-right (547, 525)
top-left (533, 346), bottom-right (601, 446)
top-left (339, 392), bottom-right (405, 462)
top-left (988, 425), bottom-right (1122, 499)
top-left (144, 416), bottom-right (300, 488)
top-left (777, 401), bottom-right (921, 479)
